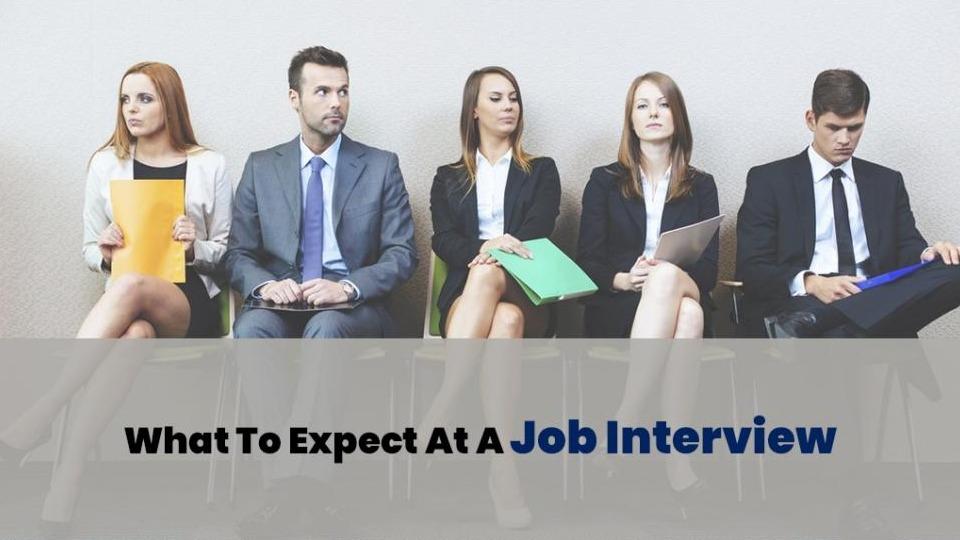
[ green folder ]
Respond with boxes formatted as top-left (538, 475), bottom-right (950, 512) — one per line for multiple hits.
top-left (489, 238), bottom-right (598, 305)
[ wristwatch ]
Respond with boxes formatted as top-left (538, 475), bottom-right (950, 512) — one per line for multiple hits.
top-left (339, 280), bottom-right (358, 301)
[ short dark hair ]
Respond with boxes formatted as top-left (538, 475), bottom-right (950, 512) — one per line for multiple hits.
top-left (288, 46), bottom-right (348, 92)
top-left (811, 69), bottom-right (870, 118)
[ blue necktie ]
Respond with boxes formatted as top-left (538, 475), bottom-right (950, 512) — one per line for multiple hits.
top-left (301, 156), bottom-right (326, 280)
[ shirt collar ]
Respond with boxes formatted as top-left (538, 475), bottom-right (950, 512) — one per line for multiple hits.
top-left (476, 148), bottom-right (513, 168)
top-left (300, 133), bottom-right (342, 172)
top-left (639, 165), bottom-right (672, 184)
top-left (807, 145), bottom-right (855, 183)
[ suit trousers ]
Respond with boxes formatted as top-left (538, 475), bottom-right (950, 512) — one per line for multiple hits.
top-left (233, 301), bottom-right (392, 485)
top-left (777, 261), bottom-right (960, 337)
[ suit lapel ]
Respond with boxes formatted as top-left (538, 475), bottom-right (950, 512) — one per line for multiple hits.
top-left (333, 135), bottom-right (367, 228)
top-left (659, 191), bottom-right (682, 236)
top-left (621, 193), bottom-right (647, 242)
top-left (503, 160), bottom-right (527, 233)
top-left (273, 136), bottom-right (302, 232)
top-left (852, 158), bottom-right (880, 272)
top-left (791, 150), bottom-right (816, 262)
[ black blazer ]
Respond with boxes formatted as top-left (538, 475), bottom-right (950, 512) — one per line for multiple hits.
top-left (576, 162), bottom-right (720, 307)
top-left (430, 156), bottom-right (562, 314)
top-left (735, 150), bottom-right (928, 321)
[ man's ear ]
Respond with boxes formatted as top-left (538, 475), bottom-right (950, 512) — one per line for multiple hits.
top-left (289, 88), bottom-right (300, 112)
top-left (804, 109), bottom-right (817, 132)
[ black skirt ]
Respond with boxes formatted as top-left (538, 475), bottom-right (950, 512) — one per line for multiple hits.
top-left (177, 267), bottom-right (221, 338)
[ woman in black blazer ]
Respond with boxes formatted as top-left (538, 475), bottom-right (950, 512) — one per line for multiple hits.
top-left (422, 66), bottom-right (560, 528)
top-left (576, 72), bottom-right (718, 503)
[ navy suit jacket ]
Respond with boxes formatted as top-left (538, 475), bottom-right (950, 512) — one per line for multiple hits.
top-left (735, 149), bottom-right (927, 323)
top-left (576, 162), bottom-right (720, 307)
top-left (430, 157), bottom-right (561, 315)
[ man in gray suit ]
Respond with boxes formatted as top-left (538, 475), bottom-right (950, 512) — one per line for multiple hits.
top-left (225, 45), bottom-right (417, 338)
top-left (225, 46), bottom-right (416, 538)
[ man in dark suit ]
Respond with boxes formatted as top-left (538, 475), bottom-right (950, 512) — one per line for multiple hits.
top-left (736, 69), bottom-right (960, 338)
top-left (224, 46), bottom-right (417, 538)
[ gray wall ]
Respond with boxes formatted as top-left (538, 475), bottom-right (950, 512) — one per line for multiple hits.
top-left (2, 0), bottom-right (958, 337)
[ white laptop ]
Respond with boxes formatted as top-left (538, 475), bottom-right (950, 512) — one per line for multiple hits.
top-left (652, 214), bottom-right (724, 267)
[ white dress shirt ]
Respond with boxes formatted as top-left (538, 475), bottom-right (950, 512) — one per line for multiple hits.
top-left (475, 149), bottom-right (512, 240)
top-left (641, 167), bottom-right (671, 259)
top-left (789, 146), bottom-right (871, 295)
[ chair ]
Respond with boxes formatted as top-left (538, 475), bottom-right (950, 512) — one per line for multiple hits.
top-left (405, 252), bottom-right (569, 500)
top-left (718, 279), bottom-right (927, 502)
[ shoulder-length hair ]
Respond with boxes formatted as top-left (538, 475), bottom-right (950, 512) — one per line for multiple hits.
top-left (94, 62), bottom-right (201, 162)
top-left (453, 66), bottom-right (534, 187)
top-left (615, 71), bottom-right (695, 201)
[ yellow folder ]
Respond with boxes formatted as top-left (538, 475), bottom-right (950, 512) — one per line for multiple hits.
top-left (109, 179), bottom-right (185, 283)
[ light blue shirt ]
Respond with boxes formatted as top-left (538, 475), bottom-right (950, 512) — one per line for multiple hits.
top-left (299, 134), bottom-right (348, 276)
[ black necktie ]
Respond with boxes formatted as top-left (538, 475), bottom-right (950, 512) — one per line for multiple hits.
top-left (831, 168), bottom-right (856, 276)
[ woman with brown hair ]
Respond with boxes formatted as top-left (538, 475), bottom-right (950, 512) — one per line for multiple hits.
top-left (419, 66), bottom-right (560, 528)
top-left (0, 62), bottom-right (230, 532)
top-left (576, 72), bottom-right (719, 509)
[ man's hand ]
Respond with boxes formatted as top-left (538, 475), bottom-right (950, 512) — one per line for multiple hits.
top-left (260, 279), bottom-right (303, 305)
top-left (922, 241), bottom-right (960, 265)
top-left (804, 274), bottom-right (864, 304)
top-left (301, 278), bottom-right (348, 306)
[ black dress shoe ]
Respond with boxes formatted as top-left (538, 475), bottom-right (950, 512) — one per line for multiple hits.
top-left (837, 498), bottom-right (897, 540)
top-left (236, 501), bottom-right (312, 540)
top-left (764, 311), bottom-right (819, 338)
top-left (236, 500), bottom-right (358, 540)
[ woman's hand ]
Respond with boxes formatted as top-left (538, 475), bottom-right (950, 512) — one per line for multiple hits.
top-left (479, 234), bottom-right (532, 259)
top-left (468, 252), bottom-right (502, 268)
top-left (614, 256), bottom-right (659, 292)
top-left (97, 223), bottom-right (124, 264)
top-left (173, 215), bottom-right (197, 261)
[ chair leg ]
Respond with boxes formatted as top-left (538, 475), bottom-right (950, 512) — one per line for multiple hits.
top-left (388, 377), bottom-right (396, 501)
top-left (873, 365), bottom-right (896, 462)
top-left (405, 355), bottom-right (417, 501)
top-left (728, 359), bottom-right (743, 503)
top-left (229, 369), bottom-right (243, 505)
top-left (898, 372), bottom-right (924, 501)
top-left (753, 374), bottom-right (767, 501)
top-left (207, 355), bottom-right (229, 505)
top-left (561, 354), bottom-right (568, 502)
top-left (577, 358), bottom-right (584, 501)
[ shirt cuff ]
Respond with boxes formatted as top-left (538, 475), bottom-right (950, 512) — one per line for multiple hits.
top-left (921, 247), bottom-right (935, 262)
top-left (789, 270), bottom-right (813, 296)
top-left (251, 280), bottom-right (274, 299)
top-left (340, 279), bottom-right (361, 301)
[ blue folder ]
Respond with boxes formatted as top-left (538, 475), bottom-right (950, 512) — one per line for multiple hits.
top-left (858, 261), bottom-right (933, 291)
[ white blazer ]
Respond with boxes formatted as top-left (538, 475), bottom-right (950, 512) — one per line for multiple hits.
top-left (82, 146), bottom-right (232, 298)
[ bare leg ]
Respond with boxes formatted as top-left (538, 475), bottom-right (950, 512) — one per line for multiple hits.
top-left (663, 298), bottom-right (703, 490)
top-left (629, 263), bottom-right (700, 339)
top-left (41, 322), bottom-right (155, 523)
top-left (481, 306), bottom-right (529, 523)
top-left (445, 265), bottom-right (508, 338)
top-left (76, 274), bottom-right (191, 338)
top-left (418, 266), bottom-right (533, 433)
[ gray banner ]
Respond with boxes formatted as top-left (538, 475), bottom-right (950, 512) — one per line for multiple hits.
top-left (0, 339), bottom-right (957, 539)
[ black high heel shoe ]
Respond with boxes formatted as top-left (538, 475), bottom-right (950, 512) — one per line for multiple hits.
top-left (673, 478), bottom-right (711, 522)
top-left (0, 430), bottom-right (52, 468)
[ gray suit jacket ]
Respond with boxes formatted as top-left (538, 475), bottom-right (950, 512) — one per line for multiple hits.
top-left (225, 134), bottom-right (418, 302)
